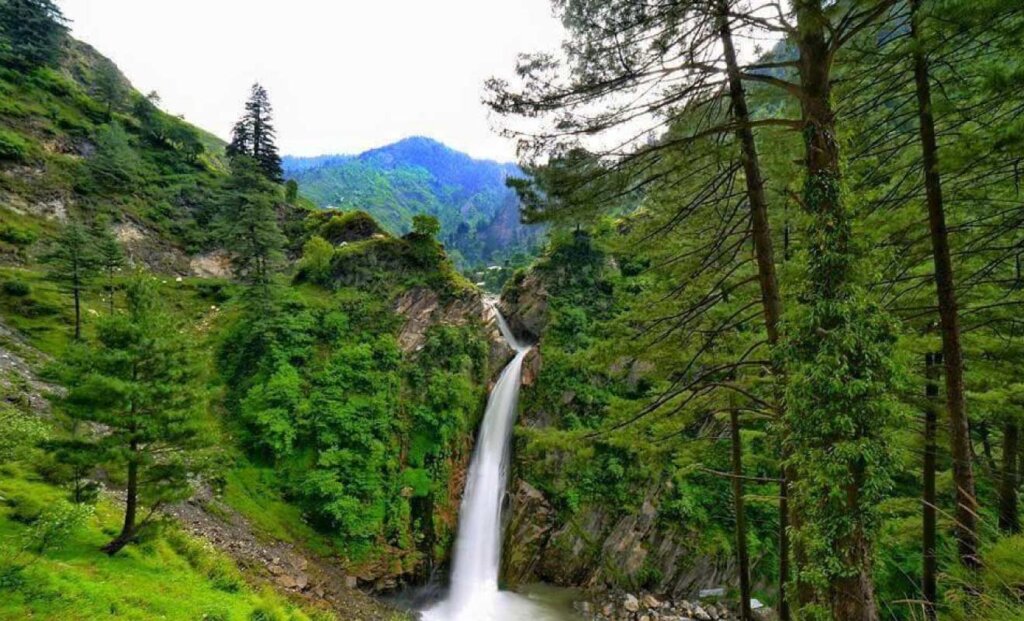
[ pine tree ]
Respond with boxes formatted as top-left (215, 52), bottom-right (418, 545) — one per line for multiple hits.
top-left (227, 83), bottom-right (283, 182)
top-left (218, 156), bottom-right (286, 300)
top-left (93, 220), bottom-right (125, 314)
top-left (0, 0), bottom-right (67, 70)
top-left (43, 220), bottom-right (99, 340)
top-left (94, 59), bottom-right (126, 120)
top-left (54, 275), bottom-right (205, 555)
top-left (87, 122), bottom-right (139, 192)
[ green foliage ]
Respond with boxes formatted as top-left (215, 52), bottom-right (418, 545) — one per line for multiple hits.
top-left (298, 236), bottom-right (334, 285)
top-left (0, 468), bottom-right (321, 619)
top-left (51, 275), bottom-right (209, 550)
top-left (227, 83), bottom-right (283, 182)
top-left (1, 278), bottom-right (30, 296)
top-left (0, 126), bottom-right (30, 161)
top-left (0, 403), bottom-right (47, 463)
top-left (85, 121), bottom-right (140, 192)
top-left (218, 156), bottom-right (287, 292)
top-left (0, 0), bottom-right (67, 70)
top-left (412, 214), bottom-right (440, 238)
top-left (92, 59), bottom-right (125, 117)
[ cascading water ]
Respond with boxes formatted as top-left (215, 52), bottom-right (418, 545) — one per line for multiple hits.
top-left (423, 307), bottom-right (573, 621)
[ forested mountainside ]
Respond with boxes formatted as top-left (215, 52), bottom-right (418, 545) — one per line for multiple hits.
top-left (283, 137), bottom-right (543, 270)
top-left (489, 0), bottom-right (1024, 620)
top-left (5, 0), bottom-right (1024, 620)
top-left (0, 6), bottom-right (509, 619)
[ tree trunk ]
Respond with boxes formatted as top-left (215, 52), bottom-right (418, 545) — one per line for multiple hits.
top-left (923, 353), bottom-right (939, 621)
top-left (910, 0), bottom-right (980, 569)
top-left (730, 408), bottom-right (753, 621)
top-left (1000, 420), bottom-right (1020, 533)
top-left (716, 6), bottom-right (789, 615)
top-left (793, 2), bottom-right (879, 618)
top-left (73, 282), bottom-right (82, 341)
top-left (103, 443), bottom-right (139, 555)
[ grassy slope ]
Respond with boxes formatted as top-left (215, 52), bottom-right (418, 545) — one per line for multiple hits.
top-left (0, 464), bottom-right (325, 621)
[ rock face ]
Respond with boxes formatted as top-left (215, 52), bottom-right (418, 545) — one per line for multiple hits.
top-left (189, 250), bottom-right (234, 279)
top-left (501, 480), bottom-right (556, 585)
top-left (502, 476), bottom-right (736, 599)
top-left (393, 287), bottom-right (514, 373)
top-left (499, 271), bottom-right (548, 342)
top-left (114, 221), bottom-right (191, 275)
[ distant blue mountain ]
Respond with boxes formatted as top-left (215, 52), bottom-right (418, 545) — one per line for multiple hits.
top-left (283, 137), bottom-right (541, 267)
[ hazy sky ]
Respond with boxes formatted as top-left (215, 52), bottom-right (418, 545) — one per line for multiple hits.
top-left (58, 0), bottom-right (566, 162)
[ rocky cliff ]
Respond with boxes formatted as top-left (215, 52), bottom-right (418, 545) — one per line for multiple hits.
top-left (499, 266), bottom-right (741, 601)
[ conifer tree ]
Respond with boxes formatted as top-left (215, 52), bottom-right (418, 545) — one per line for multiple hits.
top-left (54, 275), bottom-right (205, 555)
top-left (94, 60), bottom-right (126, 119)
top-left (43, 220), bottom-right (99, 340)
top-left (218, 156), bottom-right (286, 301)
top-left (0, 0), bottom-right (67, 70)
top-left (227, 83), bottom-right (283, 182)
top-left (93, 220), bottom-right (125, 314)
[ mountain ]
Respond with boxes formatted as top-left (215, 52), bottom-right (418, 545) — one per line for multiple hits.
top-left (283, 137), bottom-right (543, 268)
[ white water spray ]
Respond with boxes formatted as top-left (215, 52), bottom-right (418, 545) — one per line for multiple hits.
top-left (423, 308), bottom-right (567, 621)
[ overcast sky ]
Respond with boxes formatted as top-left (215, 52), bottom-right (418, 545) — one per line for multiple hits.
top-left (58, 0), bottom-right (566, 162)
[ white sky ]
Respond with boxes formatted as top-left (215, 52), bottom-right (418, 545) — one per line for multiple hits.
top-left (58, 0), bottom-right (567, 162)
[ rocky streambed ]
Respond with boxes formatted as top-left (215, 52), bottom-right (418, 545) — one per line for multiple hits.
top-left (574, 591), bottom-right (776, 621)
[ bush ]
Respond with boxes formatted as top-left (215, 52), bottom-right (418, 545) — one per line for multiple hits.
top-left (2, 279), bottom-right (31, 297)
top-left (0, 223), bottom-right (38, 246)
top-left (0, 128), bottom-right (29, 161)
top-left (299, 236), bottom-right (334, 285)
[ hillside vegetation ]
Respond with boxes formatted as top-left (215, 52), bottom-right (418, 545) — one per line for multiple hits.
top-left (284, 137), bottom-right (542, 270)
top-left (0, 6), bottom-right (501, 619)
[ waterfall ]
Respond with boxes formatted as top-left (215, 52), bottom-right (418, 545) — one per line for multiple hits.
top-left (423, 308), bottom-right (562, 621)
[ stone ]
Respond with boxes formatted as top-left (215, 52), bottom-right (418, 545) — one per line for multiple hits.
top-left (624, 594), bottom-right (640, 612)
top-left (692, 606), bottom-right (712, 621)
top-left (344, 575), bottom-right (358, 588)
top-left (643, 594), bottom-right (662, 609)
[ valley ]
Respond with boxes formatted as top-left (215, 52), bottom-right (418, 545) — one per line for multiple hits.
top-left (2, 1), bottom-right (1024, 621)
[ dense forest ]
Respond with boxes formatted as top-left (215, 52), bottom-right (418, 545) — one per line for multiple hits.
top-left (1, 0), bottom-right (1024, 621)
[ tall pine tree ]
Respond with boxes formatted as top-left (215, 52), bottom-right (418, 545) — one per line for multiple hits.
top-left (54, 275), bottom-right (206, 555)
top-left (226, 83), bottom-right (283, 182)
top-left (43, 220), bottom-right (99, 341)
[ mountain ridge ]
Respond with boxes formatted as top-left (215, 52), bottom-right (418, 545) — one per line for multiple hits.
top-left (283, 137), bottom-right (541, 268)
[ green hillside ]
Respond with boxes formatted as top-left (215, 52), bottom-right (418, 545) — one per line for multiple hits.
top-left (284, 137), bottom-right (542, 270)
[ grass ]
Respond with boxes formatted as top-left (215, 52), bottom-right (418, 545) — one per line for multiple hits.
top-left (0, 464), bottom-right (329, 621)
top-left (221, 463), bottom-right (335, 558)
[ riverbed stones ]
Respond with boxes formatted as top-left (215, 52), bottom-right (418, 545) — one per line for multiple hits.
top-left (579, 590), bottom-right (743, 621)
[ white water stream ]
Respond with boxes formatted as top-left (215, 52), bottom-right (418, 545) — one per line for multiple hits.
top-left (422, 309), bottom-right (576, 621)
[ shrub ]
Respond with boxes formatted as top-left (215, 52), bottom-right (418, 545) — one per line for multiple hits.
top-left (299, 236), bottom-right (334, 285)
top-left (2, 279), bottom-right (31, 297)
top-left (0, 223), bottom-right (38, 246)
top-left (0, 128), bottom-right (29, 161)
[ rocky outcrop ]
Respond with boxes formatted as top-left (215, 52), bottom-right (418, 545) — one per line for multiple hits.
top-left (501, 480), bottom-right (556, 585)
top-left (499, 270), bottom-right (548, 342)
top-left (392, 287), bottom-right (514, 372)
top-left (503, 476), bottom-right (738, 599)
top-left (189, 250), bottom-right (234, 279)
top-left (114, 221), bottom-right (191, 275)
